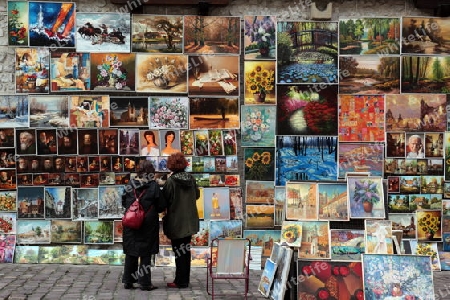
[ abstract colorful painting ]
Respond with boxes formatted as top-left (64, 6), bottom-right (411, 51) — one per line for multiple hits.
top-left (15, 47), bottom-right (50, 94)
top-left (69, 95), bottom-right (109, 128)
top-left (50, 52), bottom-right (90, 92)
top-left (0, 234), bottom-right (16, 263)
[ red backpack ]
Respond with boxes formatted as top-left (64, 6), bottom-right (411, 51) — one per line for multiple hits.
top-left (122, 189), bottom-right (151, 230)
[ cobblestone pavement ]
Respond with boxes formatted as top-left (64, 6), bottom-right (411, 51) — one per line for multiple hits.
top-left (0, 264), bottom-right (448, 299)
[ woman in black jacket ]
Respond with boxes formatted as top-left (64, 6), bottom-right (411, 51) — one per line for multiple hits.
top-left (121, 160), bottom-right (164, 291)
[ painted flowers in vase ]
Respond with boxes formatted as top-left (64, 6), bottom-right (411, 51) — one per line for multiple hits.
top-left (245, 64), bottom-right (275, 102)
top-left (97, 54), bottom-right (127, 89)
top-left (244, 16), bottom-right (276, 58)
top-left (209, 130), bottom-right (223, 156)
top-left (223, 130), bottom-right (237, 155)
top-left (282, 224), bottom-right (300, 243)
top-left (242, 109), bottom-right (271, 142)
top-left (180, 130), bottom-right (194, 155)
top-left (146, 56), bottom-right (183, 88)
top-left (149, 98), bottom-right (188, 128)
top-left (352, 179), bottom-right (381, 213)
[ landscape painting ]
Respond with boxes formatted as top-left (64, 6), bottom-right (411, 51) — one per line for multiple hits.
top-left (338, 143), bottom-right (384, 178)
top-left (388, 213), bottom-right (417, 239)
top-left (330, 229), bottom-right (365, 261)
top-left (72, 188), bottom-right (99, 221)
top-left (84, 220), bottom-right (114, 245)
top-left (277, 21), bottom-right (338, 84)
top-left (401, 56), bottom-right (450, 93)
top-left (183, 16), bottom-right (240, 54)
top-left (339, 55), bottom-right (400, 94)
top-left (8, 1), bottom-right (29, 46)
top-left (189, 98), bottom-right (240, 130)
top-left (0, 95), bottom-right (29, 128)
top-left (132, 15), bottom-right (183, 53)
top-left (208, 220), bottom-right (242, 243)
top-left (14, 246), bottom-right (39, 264)
top-left (98, 186), bottom-right (125, 219)
top-left (245, 205), bottom-right (275, 229)
top-left (17, 186), bottom-right (45, 219)
top-left (275, 135), bottom-right (338, 186)
top-left (16, 220), bottom-right (51, 244)
top-left (29, 95), bottom-right (68, 128)
top-left (50, 220), bottom-right (82, 243)
top-left (401, 17), bottom-right (450, 54)
top-left (244, 15), bottom-right (276, 60)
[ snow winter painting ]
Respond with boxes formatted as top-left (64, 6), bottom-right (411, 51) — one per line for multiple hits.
top-left (28, 95), bottom-right (69, 128)
top-left (275, 135), bottom-right (338, 186)
top-left (0, 95), bottom-right (29, 128)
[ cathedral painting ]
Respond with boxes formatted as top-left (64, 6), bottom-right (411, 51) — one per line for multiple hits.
top-left (109, 96), bottom-right (148, 127)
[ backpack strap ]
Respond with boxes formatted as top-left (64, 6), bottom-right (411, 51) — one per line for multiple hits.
top-left (133, 188), bottom-right (153, 214)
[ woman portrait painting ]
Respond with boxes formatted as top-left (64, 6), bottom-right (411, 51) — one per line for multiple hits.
top-left (160, 130), bottom-right (181, 156)
top-left (140, 130), bottom-right (160, 156)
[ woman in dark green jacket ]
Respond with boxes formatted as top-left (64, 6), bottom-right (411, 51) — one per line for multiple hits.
top-left (162, 152), bottom-right (200, 289)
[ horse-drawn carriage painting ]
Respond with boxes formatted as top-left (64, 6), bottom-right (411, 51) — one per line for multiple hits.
top-left (76, 13), bottom-right (131, 53)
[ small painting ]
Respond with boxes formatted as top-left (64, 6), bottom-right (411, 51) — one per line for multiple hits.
top-left (179, 130), bottom-right (195, 156)
top-left (241, 105), bottom-right (275, 147)
top-left (408, 240), bottom-right (441, 271)
top-left (189, 98), bottom-right (240, 130)
top-left (388, 213), bottom-right (417, 239)
top-left (330, 229), bottom-right (365, 261)
top-left (246, 181), bottom-right (275, 204)
top-left (69, 95), bottom-right (109, 128)
top-left (439, 251), bottom-right (450, 271)
top-left (119, 129), bottom-right (140, 155)
top-left (72, 188), bottom-right (98, 221)
top-left (298, 221), bottom-right (330, 259)
top-left (8, 1), bottom-right (29, 46)
top-left (364, 219), bottom-right (394, 254)
top-left (84, 220), bottom-right (114, 245)
top-left (29, 95), bottom-right (68, 128)
top-left (274, 187), bottom-right (285, 226)
top-left (149, 97), bottom-right (189, 129)
top-left (14, 245), bottom-right (39, 264)
top-left (0, 213), bottom-right (16, 234)
top-left (16, 127), bottom-right (37, 156)
top-left (36, 129), bottom-right (57, 155)
top-left (347, 176), bottom-right (385, 219)
top-left (50, 52), bottom-right (90, 92)
top-left (0, 191), bottom-right (17, 212)
top-left (280, 221), bottom-right (302, 247)
top-left (209, 220), bottom-right (242, 243)
top-left (203, 187), bottom-right (230, 221)
top-left (109, 96), bottom-right (148, 127)
top-left (132, 15), bottom-right (183, 53)
top-left (113, 220), bottom-right (123, 243)
top-left (17, 220), bottom-right (51, 244)
top-left (194, 130), bottom-right (209, 156)
top-left (191, 247), bottom-right (209, 268)
top-left (244, 61), bottom-right (276, 104)
top-left (90, 53), bottom-right (135, 92)
top-left (244, 149), bottom-right (274, 181)
top-left (17, 186), bottom-right (45, 219)
top-left (401, 17), bottom-right (450, 55)
top-left (44, 186), bottom-right (71, 219)
top-left (246, 205), bottom-right (275, 228)
top-left (285, 182), bottom-right (317, 220)
top-left (244, 16), bottom-right (276, 60)
top-left (155, 246), bottom-right (175, 267)
top-left (85, 249), bottom-right (108, 265)
top-left (229, 187), bottom-right (243, 220)
top-left (338, 142), bottom-right (384, 178)
top-left (15, 47), bottom-right (50, 94)
top-left (139, 130), bottom-right (160, 156)
top-left (243, 230), bottom-right (281, 258)
top-left (258, 259), bottom-right (276, 297)
top-left (135, 54), bottom-right (187, 93)
top-left (98, 186), bottom-right (125, 219)
top-left (0, 234), bottom-right (16, 263)
top-left (0, 128), bottom-right (15, 148)
top-left (420, 175), bottom-right (444, 194)
top-left (318, 182), bottom-right (349, 221)
top-left (386, 132), bottom-right (406, 157)
top-left (0, 95), bottom-right (29, 128)
top-left (76, 12), bottom-right (131, 53)
top-left (50, 220), bottom-right (82, 244)
top-left (0, 170), bottom-right (16, 190)
top-left (183, 16), bottom-right (240, 54)
top-left (191, 220), bottom-right (209, 247)
top-left (416, 209), bottom-right (442, 241)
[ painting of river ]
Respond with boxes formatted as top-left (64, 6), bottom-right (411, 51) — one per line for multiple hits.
top-left (0, 95), bottom-right (29, 128)
top-left (402, 17), bottom-right (450, 55)
top-left (29, 95), bottom-right (69, 127)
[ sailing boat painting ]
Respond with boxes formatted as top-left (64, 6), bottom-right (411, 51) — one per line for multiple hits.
top-left (338, 142), bottom-right (384, 178)
top-left (0, 95), bottom-right (29, 128)
top-left (28, 2), bottom-right (76, 48)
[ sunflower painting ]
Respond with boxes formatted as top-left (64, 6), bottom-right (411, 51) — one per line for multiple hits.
top-left (244, 148), bottom-right (275, 181)
top-left (280, 221), bottom-right (302, 247)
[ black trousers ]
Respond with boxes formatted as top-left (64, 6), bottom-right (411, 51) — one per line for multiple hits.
top-left (171, 235), bottom-right (192, 286)
top-left (122, 255), bottom-right (152, 286)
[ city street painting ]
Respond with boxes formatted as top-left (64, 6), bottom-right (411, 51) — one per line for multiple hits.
top-left (297, 221), bottom-right (330, 259)
top-left (318, 182), bottom-right (349, 221)
top-left (285, 182), bottom-right (318, 221)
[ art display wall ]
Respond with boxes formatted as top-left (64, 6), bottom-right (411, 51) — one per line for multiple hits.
top-left (1, 1), bottom-right (450, 298)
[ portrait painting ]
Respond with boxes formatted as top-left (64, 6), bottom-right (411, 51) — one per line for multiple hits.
top-left (158, 129), bottom-right (180, 157)
top-left (0, 128), bottom-right (15, 147)
top-left (50, 52), bottom-right (90, 92)
top-left (77, 129), bottom-right (98, 155)
top-left (57, 129), bottom-right (77, 155)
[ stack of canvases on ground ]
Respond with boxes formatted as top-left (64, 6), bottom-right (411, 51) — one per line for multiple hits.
top-left (0, 2), bottom-right (447, 299)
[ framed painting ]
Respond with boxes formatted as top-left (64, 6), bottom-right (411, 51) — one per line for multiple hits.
top-left (225, 155), bottom-right (238, 172)
top-left (280, 221), bottom-right (302, 248)
top-left (29, 95), bottom-right (68, 128)
top-left (364, 219), bottom-right (394, 254)
top-left (159, 129), bottom-right (181, 156)
top-left (0, 234), bottom-right (16, 263)
top-left (318, 182), bottom-right (349, 221)
top-left (191, 220), bottom-right (209, 247)
top-left (51, 220), bottom-right (83, 244)
top-left (347, 176), bottom-right (385, 219)
top-left (8, 1), bottom-right (29, 46)
top-left (243, 230), bottom-right (281, 258)
top-left (416, 209), bottom-right (442, 241)
top-left (401, 17), bottom-right (450, 55)
top-left (297, 221), bottom-right (330, 259)
top-left (44, 186), bottom-right (71, 219)
top-left (194, 130), bottom-right (209, 156)
top-left (50, 52), bottom-right (90, 92)
top-left (402, 56), bottom-right (450, 93)
top-left (224, 174), bottom-right (239, 187)
top-left (72, 188), bottom-right (98, 221)
top-left (229, 187), bottom-right (243, 220)
top-left (109, 96), bottom-right (148, 127)
top-left (386, 132), bottom-right (406, 157)
top-left (444, 232), bottom-right (450, 251)
top-left (276, 85), bottom-right (338, 135)
top-left (84, 220), bottom-right (114, 245)
top-left (297, 261), bottom-right (364, 300)
top-left (246, 205), bottom-right (275, 228)
top-left (0, 191), bottom-right (16, 212)
top-left (189, 98), bottom-right (240, 130)
top-left (258, 259), bottom-right (276, 297)
top-left (17, 186), bottom-right (45, 219)
top-left (191, 247), bottom-right (209, 268)
top-left (187, 55), bottom-right (239, 97)
top-left (183, 16), bottom-right (240, 55)
top-left (90, 53), bottom-right (135, 92)
top-left (400, 177), bottom-right (421, 195)
top-left (135, 54), bottom-right (187, 93)
top-left (210, 130), bottom-right (224, 156)
top-left (209, 220), bottom-right (242, 243)
top-left (275, 135), bottom-right (338, 185)
top-left (139, 130), bottom-right (160, 157)
top-left (131, 15), bottom-right (183, 53)
top-left (385, 94), bottom-right (446, 132)
top-left (246, 181), bottom-right (275, 204)
top-left (155, 246), bottom-right (175, 267)
top-left (98, 185), bottom-right (125, 219)
top-left (339, 55), bottom-right (400, 94)
top-left (203, 187), bottom-right (230, 221)
top-left (285, 182), bottom-right (318, 220)
top-left (244, 16), bottom-right (276, 60)
top-left (0, 95), bottom-right (29, 128)
top-left (0, 213), bottom-right (16, 234)
top-left (38, 246), bottom-right (64, 264)
top-left (119, 129), bottom-right (140, 155)
top-left (420, 175), bottom-right (444, 194)
top-left (338, 142), bottom-right (384, 178)
top-left (241, 105), bottom-right (275, 147)
top-left (17, 220), bottom-right (51, 244)
top-left (362, 254), bottom-right (434, 300)
top-left (0, 170), bottom-right (16, 190)
top-left (244, 60), bottom-right (276, 104)
top-left (76, 12), bottom-right (131, 53)
top-left (388, 213), bottom-right (417, 239)
top-left (69, 95), bottom-right (110, 128)
top-left (77, 129), bottom-right (99, 155)
top-left (15, 47), bottom-right (50, 94)
top-left (180, 130), bottom-right (195, 155)
top-left (149, 97), bottom-right (189, 129)
top-left (244, 149), bottom-right (275, 181)
top-left (56, 245), bottom-right (88, 265)
top-left (14, 245), bottom-right (39, 264)
top-left (424, 132), bottom-right (444, 158)
top-left (330, 229), bottom-right (365, 261)
top-left (277, 21), bottom-right (338, 84)
top-left (0, 128), bottom-right (15, 148)
top-left (408, 240), bottom-right (441, 271)
top-left (338, 94), bottom-right (385, 142)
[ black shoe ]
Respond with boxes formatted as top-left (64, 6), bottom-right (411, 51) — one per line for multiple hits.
top-left (140, 285), bottom-right (158, 291)
top-left (124, 283), bottom-right (134, 289)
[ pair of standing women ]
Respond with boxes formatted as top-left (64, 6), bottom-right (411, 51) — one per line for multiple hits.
top-left (121, 153), bottom-right (200, 290)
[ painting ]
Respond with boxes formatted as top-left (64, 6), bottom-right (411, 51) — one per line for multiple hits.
top-left (194, 130), bottom-right (209, 156)
top-left (188, 54), bottom-right (240, 97)
top-left (347, 176), bottom-right (385, 218)
top-left (273, 187), bottom-right (285, 226)
top-left (229, 187), bottom-right (243, 220)
top-left (109, 96), bottom-right (148, 127)
top-left (0, 95), bottom-right (29, 128)
top-left (241, 105), bottom-right (275, 147)
top-left (443, 200), bottom-right (450, 232)
top-left (269, 245), bottom-right (292, 300)
top-left (0, 191), bottom-right (16, 212)
top-left (280, 221), bottom-right (302, 247)
top-left (113, 220), bottom-right (123, 243)
top-left (275, 135), bottom-right (338, 185)
top-left (15, 47), bottom-right (50, 94)
top-left (135, 54), bottom-right (187, 93)
top-left (191, 220), bottom-right (209, 247)
top-left (244, 16), bottom-right (276, 60)
top-left (420, 175), bottom-right (444, 194)
top-left (246, 181), bottom-right (275, 204)
top-left (119, 129), bottom-right (140, 155)
top-left (98, 186), bottom-right (125, 219)
top-left (402, 56), bottom-right (450, 93)
top-left (243, 229), bottom-right (281, 259)
top-left (8, 1), bottom-right (29, 46)
top-left (297, 221), bottom-right (330, 259)
top-left (362, 254), bottom-right (434, 300)
top-left (258, 259), bottom-right (277, 297)
top-left (0, 128), bottom-right (15, 148)
top-left (131, 15), bottom-right (183, 53)
top-left (244, 149), bottom-right (275, 181)
top-left (190, 246), bottom-right (208, 268)
top-left (17, 186), bottom-right (44, 219)
top-left (330, 229), bottom-right (365, 261)
top-left (0, 170), bottom-right (16, 190)
top-left (364, 219), bottom-right (394, 254)
top-left (14, 246), bottom-right (39, 264)
top-left (209, 220), bottom-right (242, 243)
top-left (179, 130), bottom-right (194, 155)
top-left (203, 187), bottom-right (230, 220)
top-left (408, 240), bottom-right (441, 271)
top-left (85, 249), bottom-right (110, 265)
top-left (76, 12), bottom-right (131, 53)
top-left (338, 94), bottom-right (385, 142)
top-left (0, 213), bottom-right (16, 234)
top-left (28, 95), bottom-right (68, 128)
top-left (189, 98), bottom-right (240, 130)
top-left (439, 251), bottom-right (450, 271)
top-left (297, 261), bottom-right (364, 300)
top-left (277, 21), bottom-right (338, 84)
top-left (50, 220), bottom-right (81, 243)
top-left (285, 182), bottom-right (317, 220)
top-left (69, 95), bottom-right (109, 128)
top-left (318, 182), bottom-right (349, 221)
top-left (50, 52), bottom-right (90, 92)
top-left (90, 53), bottom-right (135, 91)
top-left (246, 205), bottom-right (275, 229)
top-left (17, 220), bottom-right (51, 244)
top-left (149, 97), bottom-right (189, 129)
top-left (338, 142), bottom-right (384, 178)
top-left (385, 94), bottom-right (446, 132)
top-left (183, 16), bottom-right (240, 55)
top-left (401, 17), bottom-right (450, 54)
top-left (0, 234), bottom-right (16, 263)
top-left (416, 209), bottom-right (442, 241)
top-left (72, 188), bottom-right (98, 221)
top-left (155, 245), bottom-right (175, 267)
top-left (84, 220), bottom-right (114, 245)
top-left (244, 61), bottom-right (276, 104)
top-left (225, 174), bottom-right (239, 187)
top-left (44, 186), bottom-right (71, 219)
top-left (388, 213), bottom-right (417, 239)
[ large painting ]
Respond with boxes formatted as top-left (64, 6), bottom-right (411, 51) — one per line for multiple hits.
top-left (401, 56), bottom-right (450, 93)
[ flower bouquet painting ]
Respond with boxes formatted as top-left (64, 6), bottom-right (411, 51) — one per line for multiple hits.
top-left (135, 54), bottom-right (187, 93)
top-left (149, 97), bottom-right (189, 129)
top-left (244, 16), bottom-right (276, 60)
top-left (208, 130), bottom-right (223, 156)
top-left (241, 105), bottom-right (276, 147)
top-left (223, 129), bottom-right (237, 155)
top-left (347, 176), bottom-right (385, 219)
top-left (244, 61), bottom-right (276, 104)
top-left (8, 1), bottom-right (28, 46)
top-left (280, 221), bottom-right (302, 247)
top-left (244, 148), bottom-right (275, 181)
top-left (90, 53), bottom-right (135, 91)
top-left (180, 130), bottom-right (195, 155)
top-left (416, 209), bottom-right (442, 241)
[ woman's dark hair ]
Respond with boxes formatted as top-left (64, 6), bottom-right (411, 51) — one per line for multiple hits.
top-left (137, 160), bottom-right (155, 177)
top-left (167, 152), bottom-right (188, 172)
top-left (144, 131), bottom-right (157, 145)
top-left (164, 130), bottom-right (176, 144)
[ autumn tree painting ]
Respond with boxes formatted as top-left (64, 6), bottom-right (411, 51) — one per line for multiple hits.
top-left (402, 56), bottom-right (450, 93)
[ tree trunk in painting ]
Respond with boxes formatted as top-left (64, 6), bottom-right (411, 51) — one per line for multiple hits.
top-left (414, 56), bottom-right (420, 86)
top-left (409, 56), bottom-right (413, 84)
